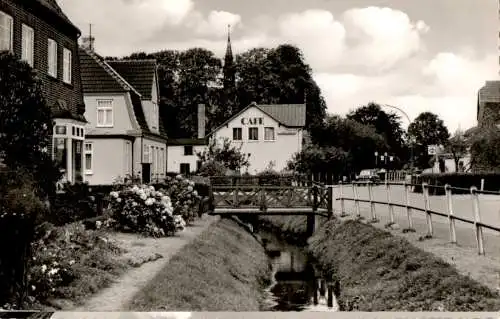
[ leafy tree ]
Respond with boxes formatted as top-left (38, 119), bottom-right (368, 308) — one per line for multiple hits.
top-left (347, 102), bottom-right (407, 164)
top-left (196, 137), bottom-right (250, 172)
top-left (308, 115), bottom-right (387, 173)
top-left (0, 52), bottom-right (61, 197)
top-left (446, 129), bottom-right (469, 172)
top-left (235, 44), bottom-right (327, 130)
top-left (408, 112), bottom-right (450, 168)
top-left (468, 126), bottom-right (500, 172)
top-left (287, 144), bottom-right (348, 177)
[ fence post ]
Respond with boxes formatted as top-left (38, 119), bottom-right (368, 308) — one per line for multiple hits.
top-left (327, 185), bottom-right (333, 218)
top-left (470, 186), bottom-right (485, 255)
top-left (445, 184), bottom-right (457, 244)
top-left (368, 181), bottom-right (377, 222)
top-left (353, 183), bottom-right (361, 218)
top-left (422, 183), bottom-right (433, 237)
top-left (386, 181), bottom-right (395, 225)
top-left (233, 185), bottom-right (239, 208)
top-left (404, 182), bottom-right (414, 230)
top-left (339, 180), bottom-right (346, 217)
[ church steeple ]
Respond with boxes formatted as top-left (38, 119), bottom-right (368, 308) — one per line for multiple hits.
top-left (222, 24), bottom-right (236, 115)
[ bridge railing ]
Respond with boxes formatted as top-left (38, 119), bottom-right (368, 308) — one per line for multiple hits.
top-left (331, 181), bottom-right (500, 255)
top-left (209, 184), bottom-right (333, 216)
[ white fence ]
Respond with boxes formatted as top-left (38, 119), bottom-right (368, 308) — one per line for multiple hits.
top-left (328, 181), bottom-right (500, 256)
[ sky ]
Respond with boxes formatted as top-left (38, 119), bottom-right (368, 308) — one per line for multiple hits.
top-left (57, 0), bottom-right (499, 132)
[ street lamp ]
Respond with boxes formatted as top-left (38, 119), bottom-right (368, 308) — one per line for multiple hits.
top-left (380, 104), bottom-right (414, 171)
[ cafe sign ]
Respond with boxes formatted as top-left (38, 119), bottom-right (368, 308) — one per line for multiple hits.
top-left (241, 117), bottom-right (264, 125)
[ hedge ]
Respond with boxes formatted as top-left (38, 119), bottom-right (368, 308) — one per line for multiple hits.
top-left (414, 172), bottom-right (500, 195)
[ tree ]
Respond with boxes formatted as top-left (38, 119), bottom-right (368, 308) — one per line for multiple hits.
top-left (0, 52), bottom-right (61, 197)
top-left (287, 145), bottom-right (348, 177)
top-left (446, 129), bottom-right (469, 172)
top-left (468, 126), bottom-right (500, 172)
top-left (347, 102), bottom-right (407, 165)
top-left (197, 137), bottom-right (250, 172)
top-left (235, 44), bottom-right (327, 130)
top-left (408, 112), bottom-right (450, 168)
top-left (308, 115), bottom-right (387, 173)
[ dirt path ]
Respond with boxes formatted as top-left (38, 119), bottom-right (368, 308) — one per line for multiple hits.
top-left (72, 215), bottom-right (220, 311)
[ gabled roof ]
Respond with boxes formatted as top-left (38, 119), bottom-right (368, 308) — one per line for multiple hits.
top-left (35, 0), bottom-right (80, 35)
top-left (106, 60), bottom-right (157, 100)
top-left (79, 48), bottom-right (142, 96)
top-left (208, 102), bottom-right (306, 136)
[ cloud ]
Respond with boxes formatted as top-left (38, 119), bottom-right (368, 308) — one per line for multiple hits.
top-left (58, 0), bottom-right (194, 54)
top-left (186, 10), bottom-right (243, 37)
top-left (342, 6), bottom-right (429, 71)
top-left (278, 9), bottom-right (346, 70)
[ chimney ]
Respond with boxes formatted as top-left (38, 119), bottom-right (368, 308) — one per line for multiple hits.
top-left (197, 104), bottom-right (206, 139)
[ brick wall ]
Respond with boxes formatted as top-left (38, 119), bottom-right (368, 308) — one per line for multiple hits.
top-left (0, 0), bottom-right (85, 119)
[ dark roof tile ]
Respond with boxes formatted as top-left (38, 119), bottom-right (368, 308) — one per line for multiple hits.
top-left (106, 60), bottom-right (157, 100)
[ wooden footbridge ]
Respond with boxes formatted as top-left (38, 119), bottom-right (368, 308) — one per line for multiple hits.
top-left (206, 175), bottom-right (334, 236)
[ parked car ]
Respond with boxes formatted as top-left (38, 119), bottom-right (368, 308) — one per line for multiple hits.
top-left (355, 169), bottom-right (381, 185)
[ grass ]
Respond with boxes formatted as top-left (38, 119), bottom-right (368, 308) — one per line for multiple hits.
top-left (126, 218), bottom-right (272, 311)
top-left (258, 215), bottom-right (500, 311)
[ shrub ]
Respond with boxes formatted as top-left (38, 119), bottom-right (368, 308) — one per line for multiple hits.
top-left (47, 182), bottom-right (99, 226)
top-left (108, 184), bottom-right (183, 237)
top-left (159, 175), bottom-right (203, 224)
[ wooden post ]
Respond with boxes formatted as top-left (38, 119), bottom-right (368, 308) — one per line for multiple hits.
top-left (233, 185), bottom-right (239, 208)
top-left (445, 184), bottom-right (457, 244)
top-left (368, 181), bottom-right (376, 221)
top-left (313, 280), bottom-right (318, 305)
top-left (386, 181), bottom-right (394, 224)
top-left (470, 186), bottom-right (485, 255)
top-left (404, 182), bottom-right (414, 229)
top-left (327, 282), bottom-right (334, 308)
top-left (327, 185), bottom-right (333, 218)
top-left (259, 187), bottom-right (267, 211)
top-left (353, 182), bottom-right (361, 218)
top-left (422, 183), bottom-right (433, 237)
top-left (307, 186), bottom-right (318, 237)
top-left (339, 180), bottom-right (345, 217)
top-left (480, 179), bottom-right (485, 191)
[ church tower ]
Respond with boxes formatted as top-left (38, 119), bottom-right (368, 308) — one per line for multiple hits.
top-left (222, 24), bottom-right (236, 114)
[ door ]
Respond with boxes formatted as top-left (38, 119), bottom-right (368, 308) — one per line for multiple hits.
top-left (142, 163), bottom-right (151, 183)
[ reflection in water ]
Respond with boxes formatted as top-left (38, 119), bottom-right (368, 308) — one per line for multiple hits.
top-left (259, 232), bottom-right (338, 312)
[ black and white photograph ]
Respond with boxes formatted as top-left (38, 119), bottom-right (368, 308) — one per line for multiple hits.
top-left (0, 0), bottom-right (499, 316)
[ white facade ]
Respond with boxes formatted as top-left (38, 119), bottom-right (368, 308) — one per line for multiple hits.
top-left (167, 144), bottom-right (206, 174)
top-left (142, 74), bottom-right (160, 135)
top-left (210, 106), bottom-right (303, 173)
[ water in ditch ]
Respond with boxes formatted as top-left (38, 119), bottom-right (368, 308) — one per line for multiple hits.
top-left (257, 231), bottom-right (339, 312)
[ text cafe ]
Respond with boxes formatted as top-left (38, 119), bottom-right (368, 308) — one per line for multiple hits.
top-left (241, 117), bottom-right (264, 125)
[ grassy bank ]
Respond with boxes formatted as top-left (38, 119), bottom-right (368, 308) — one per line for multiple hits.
top-left (126, 217), bottom-right (272, 311)
top-left (258, 215), bottom-right (500, 311)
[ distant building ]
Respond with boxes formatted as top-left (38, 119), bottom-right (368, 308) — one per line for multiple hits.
top-left (0, 0), bottom-right (87, 183)
top-left (79, 48), bottom-right (167, 185)
top-left (207, 102), bottom-right (306, 173)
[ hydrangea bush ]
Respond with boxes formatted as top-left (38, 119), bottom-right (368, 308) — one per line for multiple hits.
top-left (108, 184), bottom-right (186, 237)
top-left (161, 175), bottom-right (202, 225)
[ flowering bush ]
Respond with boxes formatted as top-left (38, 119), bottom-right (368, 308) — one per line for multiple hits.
top-left (27, 222), bottom-right (125, 304)
top-left (108, 184), bottom-right (185, 237)
top-left (160, 175), bottom-right (203, 225)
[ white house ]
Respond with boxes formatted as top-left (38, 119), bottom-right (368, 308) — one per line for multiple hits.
top-left (79, 48), bottom-right (168, 185)
top-left (207, 102), bottom-right (306, 173)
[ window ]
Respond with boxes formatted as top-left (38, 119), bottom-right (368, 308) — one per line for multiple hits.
top-left (84, 142), bottom-right (93, 174)
top-left (96, 99), bottom-right (113, 127)
top-left (248, 127), bottom-right (258, 141)
top-left (63, 47), bottom-right (72, 84)
top-left (233, 127), bottom-right (242, 140)
top-left (152, 147), bottom-right (157, 176)
top-left (180, 163), bottom-right (190, 175)
top-left (184, 145), bottom-right (193, 156)
top-left (21, 24), bottom-right (34, 67)
top-left (159, 148), bottom-right (164, 175)
top-left (143, 144), bottom-right (150, 163)
top-left (47, 39), bottom-right (57, 77)
top-left (264, 127), bottom-right (275, 141)
top-left (196, 160), bottom-right (202, 172)
top-left (0, 11), bottom-right (13, 51)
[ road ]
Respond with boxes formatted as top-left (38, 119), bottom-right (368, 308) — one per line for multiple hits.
top-left (330, 184), bottom-right (500, 255)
